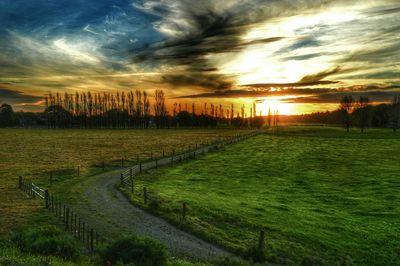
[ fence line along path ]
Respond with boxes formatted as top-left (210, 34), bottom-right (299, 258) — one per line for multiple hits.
top-left (120, 130), bottom-right (262, 186)
top-left (18, 130), bottom-right (263, 261)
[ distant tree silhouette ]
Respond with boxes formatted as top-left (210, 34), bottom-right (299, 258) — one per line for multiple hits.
top-left (392, 95), bottom-right (400, 132)
top-left (267, 108), bottom-right (272, 127)
top-left (154, 89), bottom-right (167, 128)
top-left (340, 95), bottom-right (355, 132)
top-left (0, 104), bottom-right (15, 126)
top-left (354, 96), bottom-right (370, 133)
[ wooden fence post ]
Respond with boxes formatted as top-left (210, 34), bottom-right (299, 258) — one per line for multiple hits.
top-left (31, 183), bottom-right (35, 199)
top-left (51, 195), bottom-right (54, 211)
top-left (78, 218), bottom-right (81, 240)
top-left (87, 225), bottom-right (90, 249)
top-left (18, 176), bottom-right (22, 189)
top-left (131, 178), bottom-right (134, 193)
top-left (182, 202), bottom-right (187, 220)
top-left (155, 159), bottom-right (158, 168)
top-left (63, 205), bottom-right (66, 222)
top-left (120, 173), bottom-right (123, 186)
top-left (258, 230), bottom-right (265, 250)
top-left (74, 214), bottom-right (77, 235)
top-left (65, 207), bottom-right (70, 230)
top-left (82, 222), bottom-right (85, 243)
top-left (162, 149), bottom-right (165, 157)
top-left (70, 211), bottom-right (73, 232)
top-left (44, 190), bottom-right (49, 209)
top-left (90, 228), bottom-right (94, 251)
top-left (130, 168), bottom-right (133, 178)
top-left (143, 187), bottom-right (147, 204)
top-left (139, 162), bottom-right (142, 172)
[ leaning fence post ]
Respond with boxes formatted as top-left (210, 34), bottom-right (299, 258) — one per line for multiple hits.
top-left (258, 230), bottom-right (265, 251)
top-left (31, 183), bottom-right (35, 199)
top-left (44, 190), bottom-right (49, 209)
top-left (18, 176), bottom-right (22, 189)
top-left (143, 187), bottom-right (147, 204)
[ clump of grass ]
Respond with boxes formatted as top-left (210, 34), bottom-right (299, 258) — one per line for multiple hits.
top-left (100, 235), bottom-right (167, 266)
top-left (6, 225), bottom-right (81, 260)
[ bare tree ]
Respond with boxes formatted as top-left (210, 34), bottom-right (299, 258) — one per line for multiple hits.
top-left (154, 89), bottom-right (167, 128)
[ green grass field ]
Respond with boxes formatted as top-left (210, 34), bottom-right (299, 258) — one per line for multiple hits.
top-left (125, 126), bottom-right (400, 265)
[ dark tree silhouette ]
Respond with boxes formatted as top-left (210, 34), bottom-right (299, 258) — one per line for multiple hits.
top-left (0, 104), bottom-right (15, 126)
top-left (392, 95), bottom-right (400, 132)
top-left (355, 96), bottom-right (370, 133)
top-left (340, 95), bottom-right (355, 132)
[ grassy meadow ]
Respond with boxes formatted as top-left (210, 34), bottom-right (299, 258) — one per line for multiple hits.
top-left (0, 128), bottom-right (244, 235)
top-left (124, 126), bottom-right (400, 265)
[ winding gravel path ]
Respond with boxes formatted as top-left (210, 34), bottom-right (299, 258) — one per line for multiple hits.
top-left (69, 132), bottom-right (260, 261)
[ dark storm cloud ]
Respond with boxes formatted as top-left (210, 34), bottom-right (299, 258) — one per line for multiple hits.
top-left (241, 67), bottom-right (342, 89)
top-left (129, 0), bottom-right (342, 90)
top-left (0, 88), bottom-right (43, 103)
top-left (161, 74), bottom-right (234, 91)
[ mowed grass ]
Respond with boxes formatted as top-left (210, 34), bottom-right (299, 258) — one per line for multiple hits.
top-left (129, 126), bottom-right (400, 265)
top-left (0, 128), bottom-right (245, 235)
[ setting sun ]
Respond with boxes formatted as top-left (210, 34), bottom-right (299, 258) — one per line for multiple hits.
top-left (256, 96), bottom-right (297, 115)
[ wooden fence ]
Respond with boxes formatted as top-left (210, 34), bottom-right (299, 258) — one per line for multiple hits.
top-left (119, 130), bottom-right (262, 215)
top-left (17, 130), bottom-right (265, 254)
top-left (18, 176), bottom-right (105, 252)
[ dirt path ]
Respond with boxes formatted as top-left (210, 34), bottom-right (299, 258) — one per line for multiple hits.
top-left (68, 132), bottom-right (260, 261)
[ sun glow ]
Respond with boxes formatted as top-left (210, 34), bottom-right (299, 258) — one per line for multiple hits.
top-left (256, 96), bottom-right (297, 115)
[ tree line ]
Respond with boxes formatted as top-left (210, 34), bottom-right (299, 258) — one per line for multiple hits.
top-left (297, 95), bottom-right (400, 132)
top-left (0, 90), bottom-right (266, 128)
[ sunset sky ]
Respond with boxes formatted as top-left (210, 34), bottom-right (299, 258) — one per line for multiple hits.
top-left (0, 0), bottom-right (399, 114)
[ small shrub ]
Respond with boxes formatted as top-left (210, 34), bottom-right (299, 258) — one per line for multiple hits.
top-left (213, 256), bottom-right (250, 266)
top-left (8, 226), bottom-right (80, 260)
top-left (101, 235), bottom-right (167, 266)
top-left (149, 200), bottom-right (160, 210)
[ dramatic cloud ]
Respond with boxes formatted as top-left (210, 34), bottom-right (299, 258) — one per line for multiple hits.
top-left (0, 0), bottom-right (399, 113)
